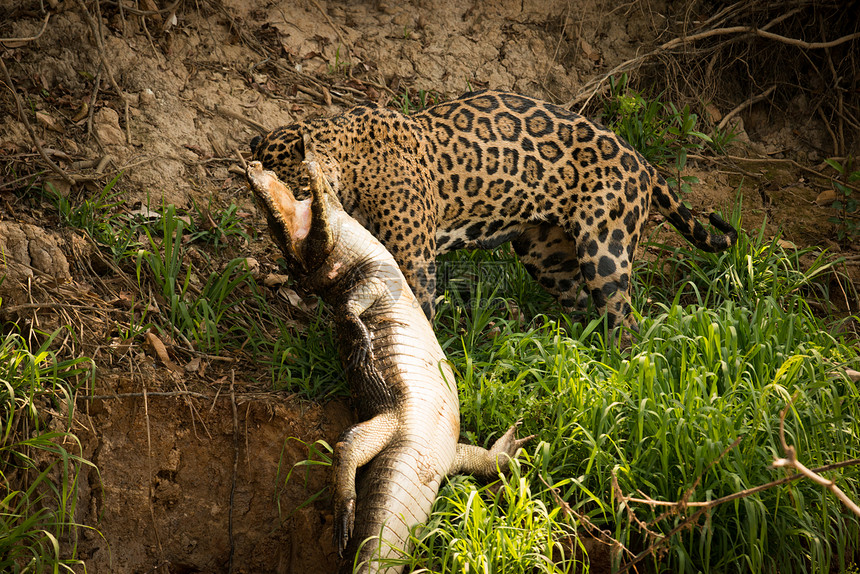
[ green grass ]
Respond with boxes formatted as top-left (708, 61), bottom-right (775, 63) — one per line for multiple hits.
top-left (281, 199), bottom-right (859, 573)
top-left (400, 458), bottom-right (581, 573)
top-left (42, 177), bottom-right (340, 394)
top-left (269, 305), bottom-right (347, 397)
top-left (0, 322), bottom-right (97, 573)
top-left (406, 203), bottom-right (860, 573)
top-left (30, 155), bottom-right (860, 572)
top-left (398, 89), bottom-right (442, 115)
top-left (825, 157), bottom-right (860, 243)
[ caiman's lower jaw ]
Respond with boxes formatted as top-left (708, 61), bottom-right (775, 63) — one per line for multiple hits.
top-left (245, 161), bottom-right (313, 247)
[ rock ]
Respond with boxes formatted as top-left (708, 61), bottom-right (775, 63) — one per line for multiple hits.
top-left (94, 107), bottom-right (125, 146)
top-left (140, 88), bottom-right (156, 107)
top-left (0, 222), bottom-right (71, 283)
top-left (44, 177), bottom-right (71, 199)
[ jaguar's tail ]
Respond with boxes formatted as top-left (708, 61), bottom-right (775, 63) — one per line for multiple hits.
top-left (652, 173), bottom-right (737, 253)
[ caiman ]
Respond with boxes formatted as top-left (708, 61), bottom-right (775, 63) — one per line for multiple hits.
top-left (245, 148), bottom-right (532, 574)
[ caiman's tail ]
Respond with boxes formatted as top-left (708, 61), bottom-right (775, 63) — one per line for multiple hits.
top-left (651, 171), bottom-right (737, 253)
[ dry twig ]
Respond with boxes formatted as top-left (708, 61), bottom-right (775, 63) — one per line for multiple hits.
top-left (142, 385), bottom-right (166, 561)
top-left (310, 0), bottom-right (354, 72)
top-left (75, 0), bottom-right (132, 145)
top-left (773, 393), bottom-right (860, 517)
top-left (0, 14), bottom-right (51, 46)
top-left (567, 13), bottom-right (860, 110)
top-left (215, 104), bottom-right (269, 134)
top-left (85, 390), bottom-right (210, 400)
top-left (539, 474), bottom-right (637, 568)
top-left (227, 370), bottom-right (239, 574)
top-left (614, 397), bottom-right (860, 573)
top-left (717, 85), bottom-right (776, 131)
top-left (0, 55), bottom-right (75, 185)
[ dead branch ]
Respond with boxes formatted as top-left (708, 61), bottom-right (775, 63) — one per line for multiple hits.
top-left (717, 85), bottom-right (776, 131)
top-left (774, 394), bottom-right (860, 517)
top-left (141, 385), bottom-right (166, 561)
top-left (615, 456), bottom-right (860, 573)
top-left (101, 0), bottom-right (182, 17)
top-left (539, 474), bottom-right (638, 569)
top-left (687, 153), bottom-right (860, 195)
top-left (817, 106), bottom-right (840, 157)
top-left (207, 0), bottom-right (359, 107)
top-left (85, 390), bottom-right (211, 400)
top-left (215, 105), bottom-right (269, 134)
top-left (659, 26), bottom-right (860, 52)
top-left (614, 396), bottom-right (860, 573)
top-left (0, 14), bottom-right (51, 46)
top-left (2, 302), bottom-right (111, 313)
top-left (85, 66), bottom-right (102, 138)
top-left (310, 0), bottom-right (354, 72)
top-left (227, 370), bottom-right (239, 574)
top-left (567, 12), bottom-right (860, 110)
top-left (0, 54), bottom-right (75, 185)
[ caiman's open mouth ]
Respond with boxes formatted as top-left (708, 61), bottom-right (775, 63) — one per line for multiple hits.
top-left (245, 161), bottom-right (313, 244)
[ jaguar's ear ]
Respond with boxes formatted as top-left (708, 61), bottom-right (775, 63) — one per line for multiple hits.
top-left (249, 135), bottom-right (262, 155)
top-left (300, 132), bottom-right (315, 159)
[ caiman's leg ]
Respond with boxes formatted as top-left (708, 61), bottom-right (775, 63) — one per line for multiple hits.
top-left (450, 423), bottom-right (534, 480)
top-left (331, 276), bottom-right (402, 556)
top-left (333, 277), bottom-right (388, 382)
top-left (331, 412), bottom-right (399, 556)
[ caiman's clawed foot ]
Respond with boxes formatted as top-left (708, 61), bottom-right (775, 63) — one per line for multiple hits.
top-left (336, 310), bottom-right (377, 376)
top-left (489, 420), bottom-right (535, 468)
top-left (333, 495), bottom-right (356, 557)
top-left (343, 335), bottom-right (371, 373)
top-left (452, 420), bottom-right (535, 479)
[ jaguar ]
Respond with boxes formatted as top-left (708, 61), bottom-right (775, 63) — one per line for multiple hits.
top-left (250, 90), bottom-right (737, 329)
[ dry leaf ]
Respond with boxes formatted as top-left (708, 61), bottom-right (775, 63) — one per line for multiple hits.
top-left (144, 331), bottom-right (182, 372)
top-left (36, 111), bottom-right (64, 133)
top-left (263, 273), bottom-right (290, 287)
top-left (185, 357), bottom-right (201, 373)
top-left (816, 188), bottom-right (837, 206)
top-left (579, 37), bottom-right (600, 61)
top-left (243, 257), bottom-right (260, 275)
top-left (704, 103), bottom-right (722, 123)
top-left (71, 102), bottom-right (89, 122)
top-left (278, 286), bottom-right (305, 308)
top-left (44, 177), bottom-right (71, 198)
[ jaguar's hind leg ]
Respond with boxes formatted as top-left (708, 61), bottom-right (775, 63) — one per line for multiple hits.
top-left (511, 224), bottom-right (587, 314)
top-left (573, 228), bottom-right (637, 331)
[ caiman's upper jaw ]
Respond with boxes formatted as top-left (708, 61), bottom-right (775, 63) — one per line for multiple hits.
top-left (245, 161), bottom-right (312, 264)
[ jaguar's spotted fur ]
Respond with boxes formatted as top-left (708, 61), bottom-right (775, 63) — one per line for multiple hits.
top-left (250, 90), bottom-right (737, 329)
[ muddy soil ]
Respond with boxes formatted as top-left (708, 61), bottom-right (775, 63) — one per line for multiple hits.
top-left (1, 0), bottom-right (857, 573)
top-left (77, 384), bottom-right (352, 573)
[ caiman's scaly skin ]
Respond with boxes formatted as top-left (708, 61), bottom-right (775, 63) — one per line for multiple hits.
top-left (245, 152), bottom-right (532, 574)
